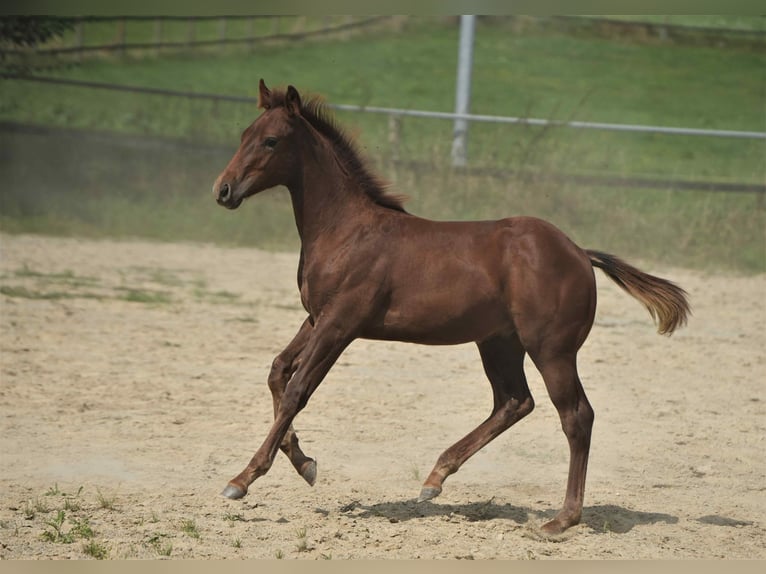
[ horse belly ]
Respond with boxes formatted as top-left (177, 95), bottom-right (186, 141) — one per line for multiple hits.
top-left (364, 280), bottom-right (511, 345)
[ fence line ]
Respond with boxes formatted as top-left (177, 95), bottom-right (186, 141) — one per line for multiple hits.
top-left (2, 120), bottom-right (763, 195)
top-left (0, 16), bottom-right (389, 57)
top-left (332, 103), bottom-right (766, 140)
top-left (67, 16), bottom-right (279, 23)
top-left (57, 14), bottom-right (764, 36)
top-left (547, 15), bottom-right (765, 40)
top-left (4, 74), bottom-right (765, 142)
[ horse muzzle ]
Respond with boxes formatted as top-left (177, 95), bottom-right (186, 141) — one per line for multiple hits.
top-left (214, 181), bottom-right (244, 210)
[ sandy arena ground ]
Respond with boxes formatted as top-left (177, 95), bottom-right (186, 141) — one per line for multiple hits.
top-left (0, 232), bottom-right (764, 559)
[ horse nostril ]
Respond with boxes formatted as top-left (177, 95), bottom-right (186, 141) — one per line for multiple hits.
top-left (219, 182), bottom-right (231, 202)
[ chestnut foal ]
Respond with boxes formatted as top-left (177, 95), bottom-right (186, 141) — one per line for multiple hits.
top-left (212, 80), bottom-right (689, 534)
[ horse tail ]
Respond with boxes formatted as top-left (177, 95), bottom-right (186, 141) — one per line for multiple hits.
top-left (586, 250), bottom-right (690, 336)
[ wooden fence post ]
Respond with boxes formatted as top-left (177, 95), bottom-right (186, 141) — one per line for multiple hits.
top-left (388, 114), bottom-right (402, 162)
top-left (74, 21), bottom-right (83, 63)
top-left (154, 18), bottom-right (163, 56)
top-left (116, 19), bottom-right (126, 57)
top-left (343, 15), bottom-right (353, 39)
top-left (187, 18), bottom-right (196, 49)
top-left (219, 17), bottom-right (227, 52)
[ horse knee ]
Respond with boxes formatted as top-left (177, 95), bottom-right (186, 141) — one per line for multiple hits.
top-left (268, 353), bottom-right (293, 393)
top-left (497, 395), bottom-right (535, 425)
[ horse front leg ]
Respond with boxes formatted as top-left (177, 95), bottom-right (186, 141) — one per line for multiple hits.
top-left (268, 317), bottom-right (317, 485)
top-left (222, 317), bottom-right (352, 499)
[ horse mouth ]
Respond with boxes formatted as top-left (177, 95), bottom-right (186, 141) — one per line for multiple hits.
top-left (216, 176), bottom-right (258, 210)
top-left (218, 195), bottom-right (244, 210)
top-left (216, 185), bottom-right (245, 209)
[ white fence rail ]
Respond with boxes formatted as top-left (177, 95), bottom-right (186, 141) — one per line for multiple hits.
top-left (331, 103), bottom-right (766, 140)
top-left (4, 74), bottom-right (765, 141)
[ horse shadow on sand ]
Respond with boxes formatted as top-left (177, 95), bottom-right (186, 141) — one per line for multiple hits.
top-left (342, 498), bottom-right (678, 535)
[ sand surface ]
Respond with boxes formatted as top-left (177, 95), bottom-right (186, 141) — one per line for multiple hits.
top-left (0, 233), bottom-right (764, 559)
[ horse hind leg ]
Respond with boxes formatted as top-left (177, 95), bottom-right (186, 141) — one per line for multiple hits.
top-left (531, 351), bottom-right (594, 535)
top-left (418, 332), bottom-right (535, 502)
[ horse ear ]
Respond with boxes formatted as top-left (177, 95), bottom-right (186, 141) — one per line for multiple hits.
top-left (258, 78), bottom-right (271, 109)
top-left (286, 85), bottom-right (302, 116)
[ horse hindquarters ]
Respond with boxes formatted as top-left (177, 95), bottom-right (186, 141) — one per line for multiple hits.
top-left (502, 220), bottom-right (599, 533)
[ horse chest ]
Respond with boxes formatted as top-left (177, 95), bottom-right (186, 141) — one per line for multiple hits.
top-left (298, 252), bottom-right (375, 320)
top-left (297, 263), bottom-right (342, 318)
top-left (299, 276), bottom-right (311, 315)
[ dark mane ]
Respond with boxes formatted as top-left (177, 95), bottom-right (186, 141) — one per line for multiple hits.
top-left (270, 88), bottom-right (407, 213)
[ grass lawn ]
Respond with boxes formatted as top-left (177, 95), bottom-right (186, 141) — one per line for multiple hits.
top-left (1, 16), bottom-right (764, 272)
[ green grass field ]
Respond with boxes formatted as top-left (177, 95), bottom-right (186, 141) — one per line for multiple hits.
top-left (1, 16), bottom-right (764, 272)
top-left (579, 15), bottom-right (765, 31)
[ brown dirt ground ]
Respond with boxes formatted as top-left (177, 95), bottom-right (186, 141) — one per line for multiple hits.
top-left (0, 233), bottom-right (764, 559)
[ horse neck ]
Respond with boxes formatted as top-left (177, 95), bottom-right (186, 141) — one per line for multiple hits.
top-left (287, 137), bottom-right (373, 247)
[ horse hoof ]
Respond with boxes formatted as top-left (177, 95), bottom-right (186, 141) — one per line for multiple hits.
top-left (221, 483), bottom-right (247, 499)
top-left (300, 459), bottom-right (317, 486)
top-left (417, 486), bottom-right (442, 503)
top-left (541, 518), bottom-right (571, 535)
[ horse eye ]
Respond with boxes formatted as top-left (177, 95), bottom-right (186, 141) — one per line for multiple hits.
top-left (263, 137), bottom-right (278, 149)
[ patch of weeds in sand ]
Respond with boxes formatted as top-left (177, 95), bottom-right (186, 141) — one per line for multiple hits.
top-left (41, 510), bottom-right (70, 543)
top-left (70, 516), bottom-right (95, 540)
top-left (295, 526), bottom-right (310, 553)
top-left (14, 266), bottom-right (100, 288)
top-left (62, 486), bottom-right (85, 512)
top-left (2, 267), bottom-right (103, 301)
top-left (22, 485), bottom-right (113, 558)
top-left (82, 540), bottom-right (109, 559)
top-left (139, 267), bottom-right (186, 288)
top-left (32, 497), bottom-right (51, 515)
top-left (22, 500), bottom-right (37, 520)
top-left (96, 489), bottom-right (118, 511)
top-left (180, 518), bottom-right (200, 539)
top-left (0, 285), bottom-right (105, 301)
top-left (148, 533), bottom-right (173, 557)
top-left (115, 287), bottom-right (173, 304)
top-left (41, 510), bottom-right (93, 544)
top-left (158, 542), bottom-right (173, 557)
top-left (223, 511), bottom-right (246, 526)
top-left (44, 484), bottom-right (62, 497)
top-left (193, 286), bottom-right (242, 304)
